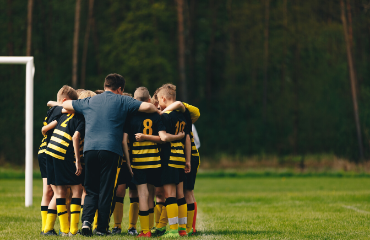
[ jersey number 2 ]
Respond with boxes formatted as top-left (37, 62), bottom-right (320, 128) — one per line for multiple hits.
top-left (143, 119), bottom-right (153, 135)
top-left (61, 114), bottom-right (74, 127)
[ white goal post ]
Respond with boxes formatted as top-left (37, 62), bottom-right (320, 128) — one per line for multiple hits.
top-left (0, 57), bottom-right (34, 207)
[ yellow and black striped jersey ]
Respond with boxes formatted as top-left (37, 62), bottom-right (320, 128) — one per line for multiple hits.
top-left (161, 110), bottom-right (190, 169)
top-left (45, 113), bottom-right (85, 161)
top-left (38, 106), bottom-right (63, 155)
top-left (183, 107), bottom-right (200, 157)
top-left (125, 112), bottom-right (166, 169)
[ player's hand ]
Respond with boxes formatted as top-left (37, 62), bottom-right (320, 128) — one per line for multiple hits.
top-left (129, 167), bottom-right (134, 177)
top-left (135, 133), bottom-right (145, 142)
top-left (157, 109), bottom-right (163, 115)
top-left (41, 127), bottom-right (47, 136)
top-left (178, 131), bottom-right (185, 139)
top-left (185, 162), bottom-right (191, 174)
top-left (75, 161), bottom-right (82, 176)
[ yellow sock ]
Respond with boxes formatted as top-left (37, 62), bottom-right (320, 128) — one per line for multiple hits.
top-left (70, 198), bottom-right (81, 235)
top-left (80, 205), bottom-right (83, 216)
top-left (43, 209), bottom-right (57, 233)
top-left (149, 208), bottom-right (154, 229)
top-left (177, 198), bottom-right (187, 229)
top-left (113, 197), bottom-right (124, 228)
top-left (186, 203), bottom-right (195, 233)
top-left (56, 198), bottom-right (69, 234)
top-left (154, 203), bottom-right (163, 227)
top-left (139, 211), bottom-right (150, 234)
top-left (129, 198), bottom-right (139, 229)
top-left (166, 197), bottom-right (178, 230)
top-left (41, 206), bottom-right (48, 232)
top-left (93, 210), bottom-right (98, 230)
top-left (157, 205), bottom-right (168, 228)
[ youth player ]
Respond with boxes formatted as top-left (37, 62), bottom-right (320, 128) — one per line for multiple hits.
top-left (42, 86), bottom-right (79, 236)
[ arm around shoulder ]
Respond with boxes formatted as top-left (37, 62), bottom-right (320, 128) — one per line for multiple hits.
top-left (138, 102), bottom-right (157, 113)
top-left (62, 100), bottom-right (75, 111)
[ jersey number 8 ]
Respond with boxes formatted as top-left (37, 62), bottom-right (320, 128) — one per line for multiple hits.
top-left (143, 119), bottom-right (153, 135)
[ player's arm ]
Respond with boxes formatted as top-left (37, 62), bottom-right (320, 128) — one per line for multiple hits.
top-left (47, 101), bottom-right (60, 107)
top-left (62, 100), bottom-right (75, 111)
top-left (161, 101), bottom-right (186, 114)
top-left (41, 120), bottom-right (58, 135)
top-left (138, 102), bottom-right (158, 113)
top-left (184, 134), bottom-right (191, 173)
top-left (135, 134), bottom-right (162, 143)
top-left (183, 102), bottom-right (200, 123)
top-left (122, 133), bottom-right (133, 176)
top-left (158, 131), bottom-right (185, 142)
top-left (72, 131), bottom-right (82, 176)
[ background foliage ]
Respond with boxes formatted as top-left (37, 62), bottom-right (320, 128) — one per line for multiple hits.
top-left (1, 0), bottom-right (370, 164)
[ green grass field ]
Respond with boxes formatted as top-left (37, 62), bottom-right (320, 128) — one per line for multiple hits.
top-left (0, 177), bottom-right (370, 239)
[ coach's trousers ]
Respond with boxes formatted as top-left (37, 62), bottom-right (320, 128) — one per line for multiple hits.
top-left (82, 150), bottom-right (121, 233)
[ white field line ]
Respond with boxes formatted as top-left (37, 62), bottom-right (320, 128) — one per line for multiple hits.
top-left (342, 205), bottom-right (370, 214)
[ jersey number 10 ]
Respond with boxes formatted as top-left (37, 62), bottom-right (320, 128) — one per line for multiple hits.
top-left (175, 121), bottom-right (185, 134)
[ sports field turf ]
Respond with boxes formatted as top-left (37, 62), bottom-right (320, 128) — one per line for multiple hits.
top-left (0, 177), bottom-right (369, 239)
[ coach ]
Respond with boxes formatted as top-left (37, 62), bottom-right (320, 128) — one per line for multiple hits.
top-left (63, 73), bottom-right (158, 235)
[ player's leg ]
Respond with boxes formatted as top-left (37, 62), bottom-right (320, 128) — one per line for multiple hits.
top-left (96, 150), bottom-right (120, 234)
top-left (81, 187), bottom-right (86, 216)
top-left (69, 184), bottom-right (83, 235)
top-left (164, 183), bottom-right (178, 235)
top-left (40, 178), bottom-right (53, 234)
top-left (148, 184), bottom-right (155, 230)
top-left (137, 183), bottom-right (150, 236)
top-left (176, 181), bottom-right (188, 236)
top-left (154, 186), bottom-right (167, 236)
top-left (43, 186), bottom-right (57, 235)
top-left (112, 184), bottom-right (126, 234)
top-left (184, 190), bottom-right (195, 233)
top-left (55, 185), bottom-right (69, 235)
top-left (154, 188), bottom-right (165, 228)
top-left (128, 188), bottom-right (139, 235)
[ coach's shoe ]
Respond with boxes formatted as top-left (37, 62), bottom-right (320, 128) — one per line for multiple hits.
top-left (178, 227), bottom-right (187, 236)
top-left (162, 229), bottom-right (179, 238)
top-left (137, 231), bottom-right (151, 237)
top-left (43, 229), bottom-right (57, 236)
top-left (81, 221), bottom-right (93, 236)
top-left (111, 227), bottom-right (122, 235)
top-left (151, 226), bottom-right (166, 236)
top-left (128, 227), bottom-right (138, 236)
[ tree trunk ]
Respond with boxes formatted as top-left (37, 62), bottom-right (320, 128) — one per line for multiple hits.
top-left (26, 0), bottom-right (33, 56)
top-left (188, 0), bottom-right (197, 100)
top-left (91, 16), bottom-right (101, 75)
top-left (72, 0), bottom-right (81, 89)
top-left (206, 0), bottom-right (217, 102)
top-left (340, 0), bottom-right (364, 160)
top-left (81, 0), bottom-right (94, 89)
top-left (176, 0), bottom-right (187, 102)
top-left (263, 0), bottom-right (270, 146)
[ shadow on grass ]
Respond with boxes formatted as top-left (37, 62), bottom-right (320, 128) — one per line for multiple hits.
top-left (193, 230), bottom-right (282, 236)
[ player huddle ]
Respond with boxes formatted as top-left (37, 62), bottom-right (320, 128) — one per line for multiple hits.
top-left (37, 73), bottom-right (200, 237)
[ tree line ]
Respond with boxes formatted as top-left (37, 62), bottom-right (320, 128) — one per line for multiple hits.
top-left (1, 0), bottom-right (370, 164)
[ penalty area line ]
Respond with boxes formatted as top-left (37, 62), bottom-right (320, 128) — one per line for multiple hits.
top-left (342, 205), bottom-right (370, 214)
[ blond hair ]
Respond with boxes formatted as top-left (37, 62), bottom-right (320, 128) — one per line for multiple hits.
top-left (157, 83), bottom-right (176, 100)
top-left (78, 90), bottom-right (96, 99)
top-left (134, 87), bottom-right (150, 102)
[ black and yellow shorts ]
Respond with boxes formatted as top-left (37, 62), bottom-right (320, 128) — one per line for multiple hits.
top-left (131, 167), bottom-right (162, 187)
top-left (161, 163), bottom-right (186, 186)
top-left (53, 157), bottom-right (83, 186)
top-left (46, 154), bottom-right (56, 185)
top-left (184, 156), bottom-right (200, 190)
top-left (117, 163), bottom-right (132, 187)
top-left (38, 153), bottom-right (48, 178)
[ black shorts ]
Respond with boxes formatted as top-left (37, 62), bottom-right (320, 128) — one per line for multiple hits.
top-left (46, 154), bottom-right (55, 185)
top-left (184, 156), bottom-right (200, 190)
top-left (161, 164), bottom-right (185, 185)
top-left (38, 153), bottom-right (48, 178)
top-left (117, 162), bottom-right (132, 186)
top-left (131, 168), bottom-right (162, 187)
top-left (53, 157), bottom-right (82, 186)
top-left (80, 159), bottom-right (85, 186)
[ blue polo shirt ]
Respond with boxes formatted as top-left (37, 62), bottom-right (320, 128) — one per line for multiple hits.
top-left (72, 91), bottom-right (142, 157)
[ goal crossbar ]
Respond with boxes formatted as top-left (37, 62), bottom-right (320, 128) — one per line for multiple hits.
top-left (0, 57), bottom-right (34, 207)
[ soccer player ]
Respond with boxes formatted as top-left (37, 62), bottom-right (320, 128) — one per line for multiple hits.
top-left (42, 86), bottom-right (79, 236)
top-left (155, 84), bottom-right (191, 237)
top-left (123, 87), bottom-right (185, 237)
top-left (62, 73), bottom-right (158, 236)
top-left (37, 95), bottom-right (64, 235)
top-left (161, 101), bottom-right (201, 234)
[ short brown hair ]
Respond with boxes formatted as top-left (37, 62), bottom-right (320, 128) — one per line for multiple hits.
top-left (122, 92), bottom-right (133, 97)
top-left (104, 73), bottom-right (125, 91)
top-left (157, 83), bottom-right (176, 100)
top-left (94, 89), bottom-right (104, 94)
top-left (134, 87), bottom-right (150, 102)
top-left (58, 85), bottom-right (78, 100)
top-left (78, 90), bottom-right (96, 99)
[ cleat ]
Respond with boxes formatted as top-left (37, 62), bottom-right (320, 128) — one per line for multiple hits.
top-left (128, 227), bottom-right (138, 236)
top-left (58, 230), bottom-right (69, 236)
top-left (43, 229), bottom-right (57, 236)
top-left (92, 229), bottom-right (97, 235)
top-left (188, 229), bottom-right (194, 235)
top-left (162, 229), bottom-right (179, 238)
top-left (68, 231), bottom-right (80, 236)
top-left (150, 227), bottom-right (156, 234)
top-left (40, 231), bottom-right (44, 235)
top-left (137, 231), bottom-right (152, 237)
top-left (81, 221), bottom-right (92, 236)
top-left (95, 231), bottom-right (110, 236)
top-left (111, 227), bottom-right (122, 235)
top-left (151, 226), bottom-right (166, 236)
top-left (178, 227), bottom-right (187, 236)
